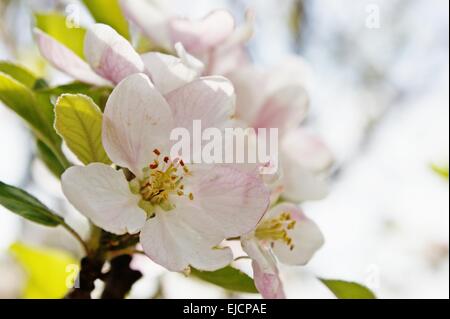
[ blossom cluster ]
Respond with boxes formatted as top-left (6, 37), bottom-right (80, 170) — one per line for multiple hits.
top-left (30, 1), bottom-right (333, 299)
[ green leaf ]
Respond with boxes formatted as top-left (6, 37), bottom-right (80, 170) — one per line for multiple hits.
top-left (36, 140), bottom-right (66, 178)
top-left (0, 72), bottom-right (58, 145)
top-left (0, 61), bottom-right (37, 88)
top-left (0, 181), bottom-right (63, 226)
top-left (319, 278), bottom-right (377, 299)
top-left (35, 12), bottom-right (87, 58)
top-left (431, 163), bottom-right (449, 180)
top-left (10, 242), bottom-right (78, 299)
top-left (82, 0), bottom-right (130, 39)
top-left (0, 71), bottom-right (68, 169)
top-left (55, 94), bottom-right (111, 165)
top-left (37, 82), bottom-right (112, 110)
top-left (191, 266), bottom-right (258, 294)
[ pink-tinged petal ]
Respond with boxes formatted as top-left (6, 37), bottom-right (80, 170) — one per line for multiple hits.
top-left (282, 128), bottom-right (333, 173)
top-left (119, 0), bottom-right (171, 50)
top-left (280, 156), bottom-right (329, 202)
top-left (241, 236), bottom-right (285, 299)
top-left (166, 76), bottom-right (235, 132)
top-left (169, 10), bottom-right (235, 54)
top-left (227, 66), bottom-right (267, 125)
top-left (252, 260), bottom-right (286, 299)
top-left (34, 29), bottom-right (110, 86)
top-left (252, 85), bottom-right (309, 136)
top-left (280, 131), bottom-right (331, 202)
top-left (103, 73), bottom-right (173, 176)
top-left (267, 203), bottom-right (324, 265)
top-left (174, 42), bottom-right (205, 75)
top-left (140, 211), bottom-right (233, 272)
top-left (141, 45), bottom-right (203, 95)
top-left (266, 55), bottom-right (313, 94)
top-left (209, 10), bottom-right (254, 75)
top-left (84, 24), bottom-right (144, 84)
top-left (182, 164), bottom-right (270, 238)
top-left (61, 163), bottom-right (146, 235)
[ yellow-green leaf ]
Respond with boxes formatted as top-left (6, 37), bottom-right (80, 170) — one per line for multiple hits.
top-left (0, 61), bottom-right (38, 88)
top-left (0, 72), bottom-right (61, 151)
top-left (319, 278), bottom-right (377, 299)
top-left (9, 242), bottom-right (78, 299)
top-left (191, 266), bottom-right (258, 294)
top-left (82, 0), bottom-right (130, 39)
top-left (35, 12), bottom-right (87, 58)
top-left (431, 163), bottom-right (449, 180)
top-left (55, 94), bottom-right (111, 165)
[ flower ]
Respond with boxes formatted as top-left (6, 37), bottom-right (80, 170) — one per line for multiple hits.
top-left (61, 73), bottom-right (270, 272)
top-left (241, 203), bottom-right (324, 298)
top-left (35, 23), bottom-right (203, 92)
top-left (120, 0), bottom-right (253, 74)
top-left (228, 58), bottom-right (333, 203)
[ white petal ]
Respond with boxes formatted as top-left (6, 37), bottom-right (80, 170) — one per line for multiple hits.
top-left (34, 29), bottom-right (110, 86)
top-left (169, 10), bottom-right (235, 54)
top-left (282, 128), bottom-right (333, 172)
top-left (102, 73), bottom-right (173, 176)
top-left (182, 164), bottom-right (270, 238)
top-left (227, 66), bottom-right (267, 125)
top-left (119, 0), bottom-right (171, 50)
top-left (166, 76), bottom-right (235, 132)
top-left (252, 85), bottom-right (309, 136)
top-left (141, 51), bottom-right (199, 95)
top-left (268, 203), bottom-right (324, 265)
top-left (281, 131), bottom-right (332, 203)
top-left (84, 24), bottom-right (144, 84)
top-left (140, 211), bottom-right (233, 272)
top-left (61, 163), bottom-right (146, 235)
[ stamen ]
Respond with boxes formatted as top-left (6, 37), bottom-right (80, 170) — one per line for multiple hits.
top-left (131, 152), bottom-right (194, 213)
top-left (255, 211), bottom-right (297, 249)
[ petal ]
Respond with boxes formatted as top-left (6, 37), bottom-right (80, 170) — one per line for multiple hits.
top-left (268, 203), bottom-right (325, 265)
top-left (282, 167), bottom-right (329, 202)
top-left (103, 73), bottom-right (173, 176)
top-left (141, 44), bottom-right (203, 95)
top-left (140, 211), bottom-right (233, 272)
top-left (266, 55), bottom-right (313, 93)
top-left (84, 24), bottom-right (144, 84)
top-left (227, 66), bottom-right (267, 125)
top-left (34, 29), bottom-right (110, 86)
top-left (252, 260), bottom-right (286, 299)
top-left (282, 128), bottom-right (333, 173)
top-left (166, 76), bottom-right (235, 133)
top-left (241, 236), bottom-right (285, 299)
top-left (182, 164), bottom-right (270, 238)
top-left (278, 126), bottom-right (333, 204)
top-left (119, 0), bottom-right (172, 50)
top-left (169, 10), bottom-right (235, 54)
top-left (209, 10), bottom-right (254, 75)
top-left (61, 163), bottom-right (146, 235)
top-left (252, 85), bottom-right (309, 136)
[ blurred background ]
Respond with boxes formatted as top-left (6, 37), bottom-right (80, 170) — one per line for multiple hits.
top-left (0, 0), bottom-right (448, 299)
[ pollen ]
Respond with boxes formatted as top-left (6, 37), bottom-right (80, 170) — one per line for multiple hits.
top-left (255, 212), bottom-right (297, 250)
top-left (130, 151), bottom-right (194, 215)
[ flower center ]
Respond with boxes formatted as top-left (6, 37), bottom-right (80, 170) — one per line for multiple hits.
top-left (129, 149), bottom-right (194, 216)
top-left (255, 212), bottom-right (296, 250)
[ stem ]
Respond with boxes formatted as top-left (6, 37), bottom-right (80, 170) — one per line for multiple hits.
top-left (61, 221), bottom-right (89, 255)
top-left (101, 255), bottom-right (142, 299)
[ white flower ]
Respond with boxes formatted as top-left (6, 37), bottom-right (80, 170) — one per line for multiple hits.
top-left (35, 23), bottom-right (203, 94)
top-left (241, 203), bottom-right (324, 298)
top-left (61, 73), bottom-right (270, 272)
